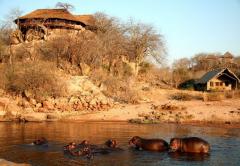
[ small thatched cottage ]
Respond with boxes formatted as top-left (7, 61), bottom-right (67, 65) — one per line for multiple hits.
top-left (11, 9), bottom-right (95, 44)
top-left (195, 68), bottom-right (240, 91)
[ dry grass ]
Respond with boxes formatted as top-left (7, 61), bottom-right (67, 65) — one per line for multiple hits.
top-left (138, 67), bottom-right (172, 89)
top-left (224, 90), bottom-right (240, 99)
top-left (90, 69), bottom-right (140, 104)
top-left (102, 76), bottom-right (140, 104)
top-left (204, 92), bottom-right (224, 101)
top-left (2, 61), bottom-right (67, 98)
top-left (203, 91), bottom-right (240, 101)
top-left (152, 103), bottom-right (186, 111)
top-left (0, 64), bottom-right (5, 89)
top-left (170, 92), bottom-right (194, 101)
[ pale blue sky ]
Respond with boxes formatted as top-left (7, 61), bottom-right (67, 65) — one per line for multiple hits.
top-left (0, 0), bottom-right (240, 63)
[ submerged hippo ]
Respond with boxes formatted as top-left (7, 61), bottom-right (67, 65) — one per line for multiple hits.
top-left (169, 137), bottom-right (210, 154)
top-left (129, 136), bottom-right (169, 152)
top-left (64, 141), bottom-right (93, 159)
top-left (104, 139), bottom-right (124, 151)
top-left (105, 139), bottom-right (118, 148)
top-left (78, 140), bottom-right (98, 149)
top-left (33, 137), bottom-right (48, 145)
top-left (64, 142), bottom-right (77, 151)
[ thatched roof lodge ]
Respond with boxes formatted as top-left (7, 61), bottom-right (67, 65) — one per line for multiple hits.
top-left (15, 9), bottom-right (95, 30)
top-left (11, 9), bottom-right (95, 44)
top-left (195, 68), bottom-right (240, 91)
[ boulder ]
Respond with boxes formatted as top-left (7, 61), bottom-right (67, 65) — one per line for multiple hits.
top-left (42, 101), bottom-right (54, 110)
top-left (29, 98), bottom-right (37, 105)
top-left (37, 108), bottom-right (47, 113)
top-left (0, 111), bottom-right (13, 122)
top-left (46, 113), bottom-right (60, 121)
top-left (68, 97), bottom-right (79, 104)
top-left (35, 103), bottom-right (42, 108)
top-left (23, 90), bottom-right (32, 99)
top-left (22, 100), bottom-right (30, 108)
top-left (0, 97), bottom-right (10, 108)
top-left (22, 113), bottom-right (47, 122)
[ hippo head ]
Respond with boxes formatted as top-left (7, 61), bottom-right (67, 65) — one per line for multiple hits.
top-left (33, 137), bottom-right (47, 145)
top-left (169, 138), bottom-right (181, 152)
top-left (105, 139), bottom-right (117, 148)
top-left (129, 136), bottom-right (141, 146)
top-left (80, 140), bottom-right (89, 145)
top-left (68, 142), bottom-right (77, 150)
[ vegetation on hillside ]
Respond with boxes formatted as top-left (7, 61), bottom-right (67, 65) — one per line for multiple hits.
top-left (0, 6), bottom-right (167, 103)
top-left (0, 4), bottom-right (240, 103)
top-left (172, 53), bottom-right (240, 88)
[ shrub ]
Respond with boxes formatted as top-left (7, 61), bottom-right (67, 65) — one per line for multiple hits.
top-left (129, 118), bottom-right (160, 124)
top-left (0, 64), bottom-right (5, 89)
top-left (152, 103), bottom-right (186, 111)
top-left (224, 90), bottom-right (240, 99)
top-left (138, 67), bottom-right (172, 89)
top-left (103, 76), bottom-right (140, 104)
top-left (90, 70), bottom-right (140, 104)
top-left (170, 92), bottom-right (193, 101)
top-left (205, 92), bottom-right (224, 101)
top-left (3, 61), bottom-right (66, 98)
top-left (138, 62), bottom-right (153, 74)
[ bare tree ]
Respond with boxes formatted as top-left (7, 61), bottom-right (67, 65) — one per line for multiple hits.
top-left (172, 58), bottom-right (192, 88)
top-left (55, 2), bottom-right (75, 11)
top-left (124, 20), bottom-right (166, 75)
top-left (94, 13), bottom-right (128, 75)
top-left (0, 8), bottom-right (23, 64)
top-left (4, 8), bottom-right (23, 29)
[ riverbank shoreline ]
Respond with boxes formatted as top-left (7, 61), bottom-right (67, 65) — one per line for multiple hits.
top-left (1, 112), bottom-right (240, 129)
top-left (63, 120), bottom-right (240, 129)
top-left (1, 89), bottom-right (240, 128)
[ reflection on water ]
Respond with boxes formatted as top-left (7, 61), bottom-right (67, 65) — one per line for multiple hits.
top-left (168, 152), bottom-right (210, 162)
top-left (0, 122), bottom-right (239, 166)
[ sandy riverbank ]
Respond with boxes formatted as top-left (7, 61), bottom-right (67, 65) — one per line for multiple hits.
top-left (1, 89), bottom-right (240, 127)
top-left (64, 98), bottom-right (240, 127)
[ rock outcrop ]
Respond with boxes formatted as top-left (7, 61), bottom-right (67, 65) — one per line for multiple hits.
top-left (0, 76), bottom-right (114, 122)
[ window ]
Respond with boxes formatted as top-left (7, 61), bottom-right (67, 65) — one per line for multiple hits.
top-left (216, 82), bottom-right (220, 86)
top-left (220, 82), bottom-right (223, 86)
top-left (210, 82), bottom-right (214, 87)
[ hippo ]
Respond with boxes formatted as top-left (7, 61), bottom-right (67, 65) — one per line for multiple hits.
top-left (64, 142), bottom-right (77, 151)
top-left (69, 147), bottom-right (93, 158)
top-left (169, 137), bottom-right (210, 154)
top-left (129, 136), bottom-right (169, 152)
top-left (78, 139), bottom-right (124, 155)
top-left (105, 139), bottom-right (118, 148)
top-left (33, 137), bottom-right (48, 145)
top-left (63, 141), bottom-right (95, 159)
top-left (78, 140), bottom-right (98, 149)
top-left (104, 139), bottom-right (124, 151)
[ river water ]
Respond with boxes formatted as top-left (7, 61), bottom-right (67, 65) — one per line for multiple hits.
top-left (0, 122), bottom-right (239, 166)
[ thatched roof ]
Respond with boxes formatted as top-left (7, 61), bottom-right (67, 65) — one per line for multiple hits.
top-left (196, 68), bottom-right (240, 84)
top-left (74, 15), bottom-right (95, 26)
top-left (15, 9), bottom-right (95, 26)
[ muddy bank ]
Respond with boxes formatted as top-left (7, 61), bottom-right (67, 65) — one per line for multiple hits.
top-left (0, 159), bottom-right (30, 166)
